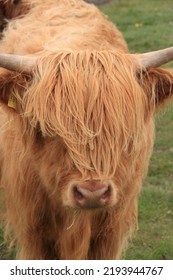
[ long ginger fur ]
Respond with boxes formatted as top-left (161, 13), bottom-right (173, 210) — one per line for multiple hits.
top-left (0, 0), bottom-right (173, 259)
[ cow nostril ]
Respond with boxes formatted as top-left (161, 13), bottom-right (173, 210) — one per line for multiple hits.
top-left (100, 185), bottom-right (112, 200)
top-left (73, 186), bottom-right (84, 201)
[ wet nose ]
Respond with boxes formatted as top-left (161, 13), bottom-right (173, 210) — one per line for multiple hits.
top-left (72, 180), bottom-right (112, 208)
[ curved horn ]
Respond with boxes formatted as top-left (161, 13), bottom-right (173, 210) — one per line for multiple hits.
top-left (139, 47), bottom-right (173, 68)
top-left (0, 54), bottom-right (37, 72)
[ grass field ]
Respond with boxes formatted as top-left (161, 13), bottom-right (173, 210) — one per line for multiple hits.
top-left (0, 0), bottom-right (173, 260)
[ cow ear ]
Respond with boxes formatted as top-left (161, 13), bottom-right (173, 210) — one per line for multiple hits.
top-left (0, 72), bottom-right (16, 114)
top-left (0, 71), bottom-right (29, 114)
top-left (0, 54), bottom-right (36, 113)
top-left (140, 67), bottom-right (173, 109)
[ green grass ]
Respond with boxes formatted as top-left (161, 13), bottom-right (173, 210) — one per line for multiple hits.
top-left (101, 0), bottom-right (173, 67)
top-left (0, 228), bottom-right (14, 260)
top-left (0, 0), bottom-right (173, 260)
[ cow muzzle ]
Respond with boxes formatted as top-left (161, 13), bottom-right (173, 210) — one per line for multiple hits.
top-left (67, 180), bottom-right (117, 209)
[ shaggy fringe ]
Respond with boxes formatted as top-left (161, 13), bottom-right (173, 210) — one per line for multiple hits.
top-left (21, 50), bottom-right (149, 177)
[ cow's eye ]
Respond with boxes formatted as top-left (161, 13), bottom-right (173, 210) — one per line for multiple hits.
top-left (35, 123), bottom-right (44, 140)
top-left (13, 0), bottom-right (20, 4)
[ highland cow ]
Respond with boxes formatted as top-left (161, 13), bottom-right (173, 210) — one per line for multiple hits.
top-left (0, 0), bottom-right (173, 260)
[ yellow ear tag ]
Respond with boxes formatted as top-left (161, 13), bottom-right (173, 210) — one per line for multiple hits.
top-left (8, 93), bottom-right (17, 110)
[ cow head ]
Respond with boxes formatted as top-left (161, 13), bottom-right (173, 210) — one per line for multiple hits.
top-left (0, 48), bottom-right (173, 211)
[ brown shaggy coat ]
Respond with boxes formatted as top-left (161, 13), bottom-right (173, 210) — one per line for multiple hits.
top-left (0, 0), bottom-right (173, 259)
